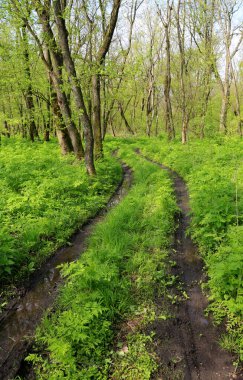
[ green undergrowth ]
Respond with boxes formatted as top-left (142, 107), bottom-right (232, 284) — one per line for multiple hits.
top-left (26, 142), bottom-right (177, 379)
top-left (135, 136), bottom-right (243, 361)
top-left (0, 137), bottom-right (121, 286)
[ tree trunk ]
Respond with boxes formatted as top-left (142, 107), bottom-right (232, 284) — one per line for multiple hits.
top-left (37, 7), bottom-right (85, 161)
top-left (44, 90), bottom-right (51, 142)
top-left (199, 0), bottom-right (215, 139)
top-left (176, 0), bottom-right (188, 144)
top-left (182, 115), bottom-right (189, 144)
top-left (118, 103), bottom-right (134, 135)
top-left (164, 1), bottom-right (175, 140)
top-left (231, 63), bottom-right (242, 137)
top-left (4, 121), bottom-right (10, 138)
top-left (219, 87), bottom-right (230, 134)
top-left (219, 53), bottom-right (231, 134)
top-left (92, 73), bottom-right (103, 158)
top-left (50, 83), bottom-right (73, 154)
top-left (43, 47), bottom-right (77, 155)
top-left (44, 129), bottom-right (50, 141)
top-left (90, 0), bottom-right (122, 157)
top-left (22, 25), bottom-right (38, 142)
top-left (50, 71), bottom-right (85, 158)
top-left (216, 1), bottom-right (243, 135)
top-left (146, 87), bottom-right (153, 137)
top-left (52, 0), bottom-right (95, 174)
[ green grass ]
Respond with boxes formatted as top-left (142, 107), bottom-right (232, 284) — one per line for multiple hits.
top-left (5, 135), bottom-right (242, 376)
top-left (135, 135), bottom-right (243, 360)
top-left (26, 141), bottom-right (177, 379)
top-left (0, 137), bottom-right (121, 283)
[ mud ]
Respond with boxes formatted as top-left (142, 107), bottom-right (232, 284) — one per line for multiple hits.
top-left (137, 150), bottom-right (242, 380)
top-left (0, 163), bottom-right (133, 380)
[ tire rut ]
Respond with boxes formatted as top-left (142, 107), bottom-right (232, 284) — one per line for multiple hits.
top-left (0, 163), bottom-right (133, 380)
top-left (136, 150), bottom-right (241, 380)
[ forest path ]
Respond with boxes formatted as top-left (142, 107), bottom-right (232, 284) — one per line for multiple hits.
top-left (0, 163), bottom-right (133, 380)
top-left (136, 150), bottom-right (240, 380)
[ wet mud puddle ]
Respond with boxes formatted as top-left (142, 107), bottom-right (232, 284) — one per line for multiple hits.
top-left (0, 163), bottom-right (133, 380)
top-left (137, 150), bottom-right (240, 380)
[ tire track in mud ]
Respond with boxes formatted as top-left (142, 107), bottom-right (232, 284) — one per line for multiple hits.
top-left (0, 163), bottom-right (133, 380)
top-left (136, 150), bottom-right (241, 380)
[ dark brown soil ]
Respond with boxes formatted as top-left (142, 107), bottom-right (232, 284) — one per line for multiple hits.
top-left (137, 151), bottom-right (242, 380)
top-left (0, 163), bottom-right (133, 380)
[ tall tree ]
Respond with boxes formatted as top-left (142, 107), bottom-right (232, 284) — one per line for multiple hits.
top-left (52, 0), bottom-right (96, 173)
top-left (91, 0), bottom-right (122, 158)
top-left (231, 61), bottom-right (243, 137)
top-left (176, 0), bottom-right (189, 143)
top-left (215, 0), bottom-right (243, 134)
top-left (21, 23), bottom-right (38, 141)
top-left (157, 0), bottom-right (175, 140)
top-left (10, 0), bottom-right (87, 161)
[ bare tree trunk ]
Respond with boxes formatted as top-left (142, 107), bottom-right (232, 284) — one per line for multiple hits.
top-left (15, 0), bottom-right (85, 159)
top-left (56, 129), bottom-right (73, 155)
top-left (92, 73), bottom-right (103, 158)
top-left (91, 0), bottom-right (122, 157)
top-left (216, 1), bottom-right (243, 135)
top-left (18, 102), bottom-right (27, 138)
top-left (220, 87), bottom-right (230, 134)
top-left (51, 71), bottom-right (85, 157)
top-left (22, 24), bottom-right (38, 142)
top-left (199, 0), bottom-right (215, 139)
top-left (118, 103), bottom-right (134, 135)
top-left (53, 0), bottom-right (95, 174)
top-left (50, 82), bottom-right (73, 154)
top-left (43, 47), bottom-right (78, 154)
top-left (102, 1), bottom-right (143, 141)
top-left (2, 103), bottom-right (11, 137)
top-left (220, 57), bottom-right (231, 134)
top-left (182, 114), bottom-right (189, 144)
top-left (145, 20), bottom-right (156, 138)
top-left (4, 121), bottom-right (10, 138)
top-left (38, 4), bottom-right (85, 162)
top-left (231, 62), bottom-right (242, 137)
top-left (44, 128), bottom-right (50, 142)
top-left (111, 122), bottom-right (116, 137)
top-left (146, 80), bottom-right (154, 137)
top-left (162, 0), bottom-right (174, 140)
top-left (44, 90), bottom-right (51, 142)
top-left (176, 0), bottom-right (188, 144)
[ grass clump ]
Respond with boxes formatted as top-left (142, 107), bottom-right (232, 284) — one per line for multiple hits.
top-left (27, 142), bottom-right (177, 379)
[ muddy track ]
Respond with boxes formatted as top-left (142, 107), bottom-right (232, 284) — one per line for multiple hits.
top-left (0, 163), bottom-right (133, 380)
top-left (137, 150), bottom-right (241, 380)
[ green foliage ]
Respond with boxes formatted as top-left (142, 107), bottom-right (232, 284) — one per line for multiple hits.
top-left (27, 142), bottom-right (177, 379)
top-left (137, 136), bottom-right (243, 359)
top-left (111, 334), bottom-right (157, 380)
top-left (207, 226), bottom-right (243, 307)
top-left (207, 226), bottom-right (243, 359)
top-left (0, 137), bottom-right (121, 280)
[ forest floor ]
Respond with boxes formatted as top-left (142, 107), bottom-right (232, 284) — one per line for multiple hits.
top-left (137, 151), bottom-right (240, 380)
top-left (0, 163), bottom-right (133, 380)
top-left (0, 140), bottom-right (242, 380)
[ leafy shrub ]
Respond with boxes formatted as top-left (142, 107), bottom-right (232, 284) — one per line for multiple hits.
top-left (0, 138), bottom-right (121, 280)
